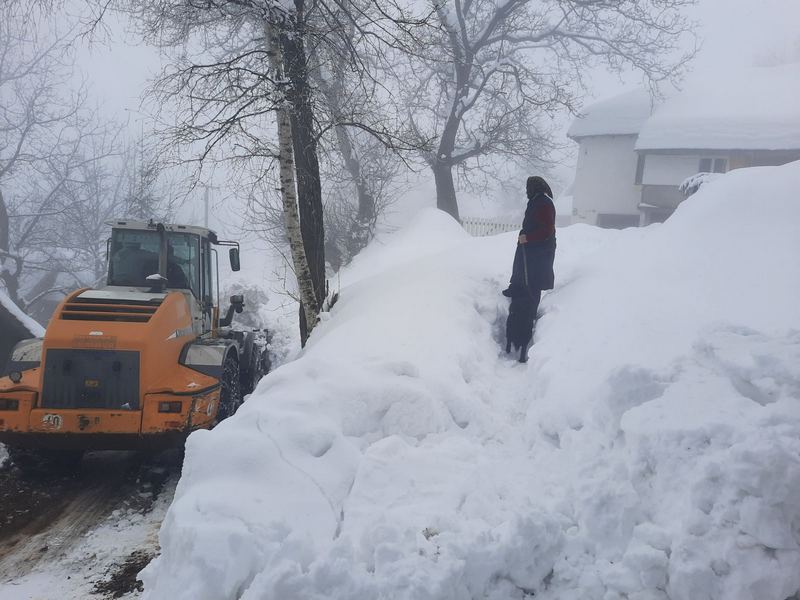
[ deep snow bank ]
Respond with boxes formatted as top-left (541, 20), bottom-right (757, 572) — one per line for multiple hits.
top-left (143, 162), bottom-right (800, 600)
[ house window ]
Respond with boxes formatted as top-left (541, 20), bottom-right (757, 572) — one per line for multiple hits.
top-left (596, 213), bottom-right (640, 229)
top-left (698, 158), bottom-right (727, 173)
top-left (634, 154), bottom-right (645, 184)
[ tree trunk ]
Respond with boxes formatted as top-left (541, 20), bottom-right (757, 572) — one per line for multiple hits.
top-left (431, 160), bottom-right (460, 221)
top-left (334, 123), bottom-right (376, 258)
top-left (308, 50), bottom-right (376, 268)
top-left (0, 188), bottom-right (8, 260)
top-left (265, 22), bottom-right (319, 345)
top-left (0, 187), bottom-right (22, 310)
top-left (280, 4), bottom-right (326, 343)
top-left (431, 96), bottom-right (463, 221)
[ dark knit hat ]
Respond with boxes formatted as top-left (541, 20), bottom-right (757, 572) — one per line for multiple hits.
top-left (526, 176), bottom-right (552, 199)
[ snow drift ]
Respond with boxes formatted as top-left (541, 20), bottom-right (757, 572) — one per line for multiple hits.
top-left (142, 162), bottom-right (800, 600)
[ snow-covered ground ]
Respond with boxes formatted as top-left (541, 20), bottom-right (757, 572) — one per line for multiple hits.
top-left (1, 491), bottom-right (171, 599)
top-left (142, 162), bottom-right (800, 600)
top-left (0, 458), bottom-right (178, 600)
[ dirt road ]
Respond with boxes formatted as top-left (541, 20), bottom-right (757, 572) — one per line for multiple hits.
top-left (0, 451), bottom-right (179, 599)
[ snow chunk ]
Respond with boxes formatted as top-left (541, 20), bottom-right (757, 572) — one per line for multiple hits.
top-left (0, 289), bottom-right (44, 337)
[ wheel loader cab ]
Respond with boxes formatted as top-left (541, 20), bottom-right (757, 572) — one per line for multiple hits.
top-left (107, 221), bottom-right (228, 335)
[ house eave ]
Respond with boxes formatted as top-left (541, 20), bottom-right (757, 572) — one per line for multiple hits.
top-left (568, 132), bottom-right (640, 143)
top-left (634, 147), bottom-right (800, 155)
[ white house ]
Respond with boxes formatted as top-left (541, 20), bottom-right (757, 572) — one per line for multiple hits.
top-left (568, 63), bottom-right (800, 227)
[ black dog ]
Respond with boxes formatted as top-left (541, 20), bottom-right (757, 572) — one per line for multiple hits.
top-left (505, 292), bottom-right (537, 363)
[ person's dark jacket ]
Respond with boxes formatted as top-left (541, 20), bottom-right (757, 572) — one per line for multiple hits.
top-left (511, 192), bottom-right (556, 291)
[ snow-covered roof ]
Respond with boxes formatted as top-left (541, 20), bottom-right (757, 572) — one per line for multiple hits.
top-left (0, 290), bottom-right (45, 337)
top-left (636, 63), bottom-right (800, 151)
top-left (569, 63), bottom-right (800, 151)
top-left (567, 89), bottom-right (653, 139)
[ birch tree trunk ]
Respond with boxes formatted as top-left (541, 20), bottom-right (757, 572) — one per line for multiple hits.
top-left (280, 4), bottom-right (327, 341)
top-left (265, 21), bottom-right (319, 343)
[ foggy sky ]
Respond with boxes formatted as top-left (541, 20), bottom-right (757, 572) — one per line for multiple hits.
top-left (77, 0), bottom-right (800, 120)
top-left (68, 0), bottom-right (800, 223)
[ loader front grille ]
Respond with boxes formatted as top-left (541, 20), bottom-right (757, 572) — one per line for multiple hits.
top-left (60, 298), bottom-right (159, 323)
top-left (41, 349), bottom-right (140, 410)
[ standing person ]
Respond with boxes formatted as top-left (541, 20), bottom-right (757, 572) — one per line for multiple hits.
top-left (502, 176), bottom-right (556, 361)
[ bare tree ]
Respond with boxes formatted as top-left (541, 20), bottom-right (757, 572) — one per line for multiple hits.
top-left (403, 0), bottom-right (698, 219)
top-left (0, 3), bottom-right (113, 311)
top-left (120, 0), bottom-right (427, 344)
top-left (309, 33), bottom-right (407, 270)
top-left (122, 1), bottom-right (324, 343)
top-left (39, 134), bottom-right (177, 300)
top-left (264, 19), bottom-right (320, 337)
top-left (0, 4), bottom-right (176, 318)
top-left (321, 136), bottom-right (401, 271)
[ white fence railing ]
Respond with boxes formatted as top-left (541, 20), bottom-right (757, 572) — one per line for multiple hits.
top-left (461, 217), bottom-right (519, 237)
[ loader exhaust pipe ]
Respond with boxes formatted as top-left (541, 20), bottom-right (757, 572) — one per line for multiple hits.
top-left (157, 222), bottom-right (168, 281)
top-left (145, 221), bottom-right (169, 292)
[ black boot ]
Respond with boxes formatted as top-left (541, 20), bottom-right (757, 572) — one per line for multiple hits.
top-left (502, 282), bottom-right (523, 298)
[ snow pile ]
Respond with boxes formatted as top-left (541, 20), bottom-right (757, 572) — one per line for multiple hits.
top-left (143, 162), bottom-right (800, 600)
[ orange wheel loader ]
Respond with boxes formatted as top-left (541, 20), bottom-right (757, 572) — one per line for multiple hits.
top-left (0, 220), bottom-right (269, 469)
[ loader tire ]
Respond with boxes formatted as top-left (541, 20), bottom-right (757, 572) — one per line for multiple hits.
top-left (216, 354), bottom-right (242, 423)
top-left (241, 345), bottom-right (268, 396)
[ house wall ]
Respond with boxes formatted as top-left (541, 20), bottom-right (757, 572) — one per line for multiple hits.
top-left (572, 135), bottom-right (641, 226)
top-left (640, 154), bottom-right (727, 186)
top-left (735, 149), bottom-right (800, 168)
top-left (570, 136), bottom-right (800, 228)
top-left (640, 185), bottom-right (685, 210)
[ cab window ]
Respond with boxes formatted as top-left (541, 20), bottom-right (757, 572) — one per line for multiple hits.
top-left (166, 233), bottom-right (200, 297)
top-left (108, 229), bottom-right (200, 298)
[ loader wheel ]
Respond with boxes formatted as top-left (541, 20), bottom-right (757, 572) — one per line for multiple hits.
top-left (216, 354), bottom-right (242, 423)
top-left (8, 446), bottom-right (84, 473)
top-left (241, 345), bottom-right (269, 396)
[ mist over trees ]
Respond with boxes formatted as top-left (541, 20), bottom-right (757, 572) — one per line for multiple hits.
top-left (118, 0), bottom-right (425, 344)
top-left (0, 4), bottom-right (176, 320)
top-left (401, 0), bottom-right (697, 219)
top-left (1, 0), bottom-right (700, 341)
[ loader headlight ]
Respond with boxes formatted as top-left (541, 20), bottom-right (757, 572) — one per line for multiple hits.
top-left (158, 401), bottom-right (183, 413)
top-left (0, 399), bottom-right (19, 410)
